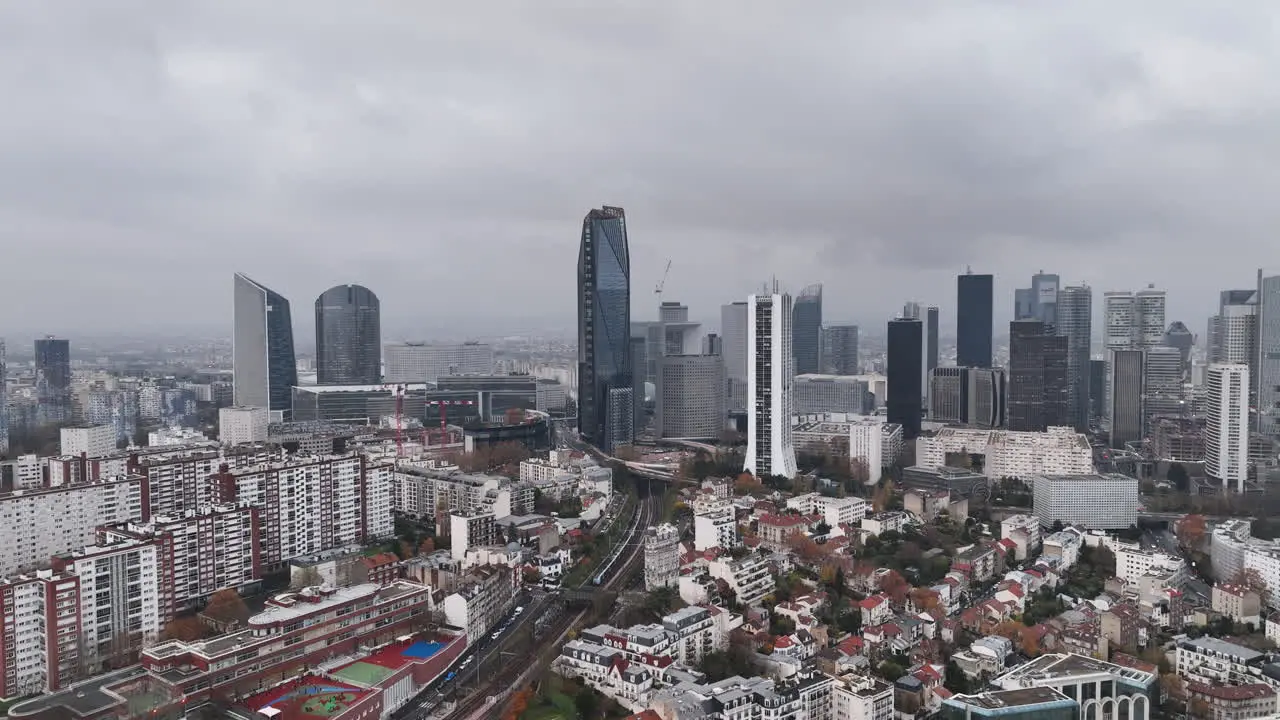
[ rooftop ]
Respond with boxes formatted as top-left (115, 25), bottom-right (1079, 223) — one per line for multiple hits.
top-left (947, 686), bottom-right (1073, 710)
top-left (294, 383), bottom-right (430, 394)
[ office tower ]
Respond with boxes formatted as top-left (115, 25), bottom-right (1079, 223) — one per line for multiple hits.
top-left (1258, 270), bottom-right (1280, 437)
top-left (1107, 349), bottom-right (1146, 449)
top-left (1031, 272), bottom-right (1059, 325)
top-left (1014, 288), bottom-right (1035, 321)
top-left (822, 324), bottom-right (859, 375)
top-left (1105, 285), bottom-right (1166, 351)
top-left (745, 292), bottom-right (798, 479)
top-left (957, 270), bottom-right (994, 368)
top-left (314, 284), bottom-right (381, 385)
top-left (0, 339), bottom-right (6, 454)
top-left (1089, 360), bottom-right (1106, 423)
top-left (902, 301), bottom-right (921, 320)
top-left (792, 284), bottom-right (823, 375)
top-left (657, 355), bottom-right (726, 439)
top-left (657, 301), bottom-right (701, 355)
top-left (1144, 346), bottom-right (1186, 430)
top-left (1007, 320), bottom-right (1069, 432)
top-left (928, 366), bottom-right (1005, 428)
top-left (886, 318), bottom-right (923, 439)
top-left (702, 333), bottom-right (723, 357)
top-left (577, 206), bottom-right (634, 451)
top-left (1055, 285), bottom-right (1092, 431)
top-left (926, 306), bottom-right (939, 376)
top-left (630, 336), bottom-right (647, 433)
top-left (1208, 290), bottom-right (1258, 364)
top-left (721, 302), bottom-right (749, 412)
top-left (1134, 285), bottom-right (1167, 348)
top-left (795, 375), bottom-right (871, 415)
top-left (1162, 321), bottom-right (1194, 378)
top-left (34, 336), bottom-right (72, 425)
top-left (232, 273), bottom-right (298, 420)
top-left (659, 301), bottom-right (687, 324)
top-left (1206, 364), bottom-right (1250, 492)
top-left (383, 342), bottom-right (493, 383)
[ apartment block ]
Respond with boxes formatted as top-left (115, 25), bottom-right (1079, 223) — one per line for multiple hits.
top-left (916, 427), bottom-right (1094, 480)
top-left (693, 502), bottom-right (739, 552)
top-left (1031, 474), bottom-right (1139, 530)
top-left (450, 511), bottom-right (498, 562)
top-left (441, 564), bottom-right (518, 643)
top-left (0, 475), bottom-right (147, 576)
top-left (59, 425), bottom-right (117, 458)
top-left (644, 524), bottom-right (680, 591)
top-left (708, 554), bottom-right (773, 607)
top-left (0, 570), bottom-right (81, 697)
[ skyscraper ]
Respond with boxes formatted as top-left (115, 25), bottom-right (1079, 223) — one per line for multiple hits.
top-left (957, 270), bottom-right (993, 368)
top-left (745, 292), bottom-right (798, 479)
top-left (1257, 270), bottom-right (1280, 437)
top-left (233, 273), bottom-right (298, 419)
top-left (887, 318), bottom-right (923, 439)
top-left (822, 325), bottom-right (859, 375)
top-left (1162, 321), bottom-right (1194, 378)
top-left (630, 335), bottom-right (648, 433)
top-left (315, 284), bottom-right (381, 385)
top-left (1056, 285), bottom-right (1093, 431)
top-left (928, 366), bottom-right (1005, 428)
top-left (1104, 286), bottom-right (1165, 351)
top-left (34, 336), bottom-right (71, 425)
top-left (1089, 359), bottom-right (1107, 423)
top-left (1031, 271), bottom-right (1059, 325)
top-left (1007, 320), bottom-right (1069, 432)
top-left (1208, 290), bottom-right (1257, 365)
top-left (1144, 346), bottom-right (1185, 430)
top-left (792, 284), bottom-right (823, 375)
top-left (1206, 363), bottom-right (1250, 492)
top-left (926, 306), bottom-right (940, 378)
top-left (0, 339), bottom-right (7, 454)
top-left (1107, 349), bottom-right (1146, 449)
top-left (657, 354), bottom-right (726, 439)
top-left (1014, 288), bottom-right (1035, 321)
top-left (721, 302), bottom-right (749, 412)
top-left (577, 206), bottom-right (634, 451)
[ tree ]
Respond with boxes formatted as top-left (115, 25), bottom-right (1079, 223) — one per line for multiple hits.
top-left (1176, 514), bottom-right (1208, 550)
top-left (418, 536), bottom-right (436, 555)
top-left (502, 687), bottom-right (534, 720)
top-left (787, 531), bottom-right (826, 562)
top-left (162, 617), bottom-right (208, 642)
top-left (734, 472), bottom-right (764, 495)
top-left (204, 589), bottom-right (249, 622)
top-left (1232, 568), bottom-right (1271, 606)
top-left (1168, 463), bottom-right (1190, 492)
top-left (837, 608), bottom-right (862, 634)
top-left (878, 660), bottom-right (906, 682)
top-left (291, 565), bottom-right (323, 590)
top-left (574, 688), bottom-right (600, 719)
top-left (877, 570), bottom-right (911, 606)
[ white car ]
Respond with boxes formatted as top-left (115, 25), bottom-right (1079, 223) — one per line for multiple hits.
top-left (514, 606), bottom-right (524, 615)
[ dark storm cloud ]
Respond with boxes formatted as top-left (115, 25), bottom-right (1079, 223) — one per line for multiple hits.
top-left (2, 0), bottom-right (1279, 338)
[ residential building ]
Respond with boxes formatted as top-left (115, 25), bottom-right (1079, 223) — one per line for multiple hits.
top-left (1176, 636), bottom-right (1266, 687)
top-left (1000, 514), bottom-right (1042, 561)
top-left (0, 475), bottom-right (147, 575)
top-left (232, 273), bottom-right (298, 420)
top-left (721, 301), bottom-right (749, 413)
top-left (957, 270), bottom-right (994, 369)
top-left (786, 493), bottom-right (867, 527)
top-left (657, 354), bottom-right (726, 439)
top-left (792, 413), bottom-right (901, 484)
top-left (315, 284), bottom-right (381, 385)
top-left (1007, 320), bottom-right (1069, 432)
top-left (1186, 682), bottom-right (1278, 720)
top-left (693, 502), bottom-right (738, 552)
top-left (758, 513), bottom-right (810, 546)
top-left (1055, 284), bottom-right (1093, 431)
top-left (0, 454), bottom-right (42, 490)
top-left (916, 427), bottom-right (1094, 480)
top-left (59, 424), bottom-right (117, 458)
top-left (831, 669), bottom-right (894, 720)
top-left (1211, 520), bottom-right (1254, 584)
top-left (1112, 543), bottom-right (1185, 585)
top-left (708, 554), bottom-right (773, 607)
top-left (862, 511), bottom-right (910, 538)
top-left (578, 205), bottom-right (634, 452)
top-left (644, 524), bottom-right (680, 591)
top-left (1030, 473), bottom-right (1139, 529)
top-left (1206, 364), bottom-right (1250, 493)
top-left (928, 366), bottom-right (1005, 428)
top-left (793, 284), bottom-right (823, 375)
top-left (991, 653), bottom-right (1157, 719)
top-left (746, 292), bottom-right (798, 478)
top-left (822, 324), bottom-right (860, 376)
top-left (0, 569), bottom-right (81, 696)
top-left (887, 318), bottom-right (923, 439)
top-left (383, 342), bottom-right (494, 383)
top-left (218, 405), bottom-right (269, 446)
top-left (942, 687), bottom-right (1077, 720)
top-left (904, 489), bottom-right (967, 523)
top-left (795, 375), bottom-right (872, 415)
top-left (1211, 583), bottom-right (1263, 625)
top-left (1243, 544), bottom-right (1280, 613)
top-left (0, 340), bottom-right (6, 454)
top-left (1151, 415), bottom-right (1207, 462)
top-left (450, 511), bottom-right (498, 562)
top-left (442, 565), bottom-right (518, 643)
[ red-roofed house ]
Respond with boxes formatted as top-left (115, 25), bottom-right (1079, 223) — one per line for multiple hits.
top-left (358, 552), bottom-right (402, 587)
top-left (859, 594), bottom-right (893, 626)
top-left (995, 581), bottom-right (1026, 613)
top-left (758, 513), bottom-right (810, 545)
top-left (837, 635), bottom-right (865, 657)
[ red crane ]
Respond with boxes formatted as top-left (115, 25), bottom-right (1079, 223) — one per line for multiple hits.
top-left (424, 398), bottom-right (476, 448)
top-left (393, 384), bottom-right (407, 457)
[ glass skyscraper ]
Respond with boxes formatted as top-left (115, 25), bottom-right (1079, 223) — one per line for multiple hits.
top-left (957, 271), bottom-right (993, 368)
top-left (1056, 285), bottom-right (1093, 431)
top-left (315, 284), bottom-right (381, 385)
top-left (233, 273), bottom-right (298, 419)
top-left (887, 317), bottom-right (923, 438)
top-left (34, 336), bottom-right (71, 425)
top-left (792, 284), bottom-right (823, 375)
top-left (577, 206), bottom-right (634, 451)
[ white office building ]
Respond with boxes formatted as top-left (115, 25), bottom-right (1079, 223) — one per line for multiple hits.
top-left (1205, 364), bottom-right (1250, 493)
top-left (1031, 474), bottom-right (1139, 530)
top-left (916, 427), bottom-right (1094, 480)
top-left (745, 292), bottom-right (798, 479)
top-left (383, 342), bottom-right (494, 383)
top-left (59, 425), bottom-right (117, 458)
top-left (218, 406), bottom-right (269, 446)
top-left (644, 523), bottom-right (681, 591)
top-left (794, 375), bottom-right (870, 415)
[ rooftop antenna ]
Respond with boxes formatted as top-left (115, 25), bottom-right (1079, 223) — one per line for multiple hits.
top-left (965, 265), bottom-right (973, 275)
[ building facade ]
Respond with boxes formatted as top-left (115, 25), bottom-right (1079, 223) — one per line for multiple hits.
top-left (1055, 285), bottom-right (1093, 431)
top-left (887, 318), bottom-right (923, 439)
top-left (927, 367), bottom-right (1005, 428)
top-left (957, 271), bottom-right (994, 369)
top-left (1258, 270), bottom-right (1280, 437)
top-left (644, 523), bottom-right (680, 591)
top-left (657, 354), bottom-right (726, 439)
top-left (315, 284), bottom-right (381, 385)
top-left (1205, 364), bottom-right (1250, 493)
top-left (232, 273), bottom-right (298, 420)
top-left (34, 336), bottom-right (71, 425)
top-left (721, 302), bottom-right (749, 412)
top-left (1107, 349), bottom-right (1146, 448)
top-left (577, 206), bottom-right (634, 452)
top-left (1007, 320), bottom-right (1069, 432)
top-left (822, 324), bottom-right (860, 376)
top-left (793, 284), bottom-right (823, 375)
top-left (745, 292), bottom-right (798, 479)
top-left (383, 342), bottom-right (494, 383)
top-left (1031, 474), bottom-right (1139, 529)
top-left (795, 375), bottom-right (872, 415)
top-left (916, 427), bottom-right (1094, 480)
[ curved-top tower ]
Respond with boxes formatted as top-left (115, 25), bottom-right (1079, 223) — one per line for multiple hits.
top-left (577, 206), bottom-right (633, 451)
top-left (315, 284), bottom-right (381, 385)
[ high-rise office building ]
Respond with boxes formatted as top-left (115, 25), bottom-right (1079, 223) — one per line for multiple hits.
top-left (1007, 320), bottom-right (1069, 432)
top-left (1104, 286), bottom-right (1166, 351)
top-left (902, 301), bottom-right (921, 320)
top-left (926, 306), bottom-right (939, 378)
top-left (721, 302), bottom-right (749, 412)
top-left (657, 301), bottom-right (701, 355)
top-left (232, 274), bottom-right (298, 420)
top-left (1207, 290), bottom-right (1257, 364)
top-left (1031, 272), bottom-right (1059, 325)
top-left (1257, 270), bottom-right (1280, 437)
top-left (577, 206), bottom-right (634, 451)
top-left (630, 336), bottom-right (647, 433)
top-left (1162, 321), bottom-right (1194, 379)
top-left (821, 324), bottom-right (859, 375)
top-left (745, 292), bottom-right (798, 479)
top-left (34, 336), bottom-right (71, 425)
top-left (1206, 364), bottom-right (1250, 493)
top-left (1107, 349), bottom-right (1146, 449)
top-left (928, 366), bottom-right (1005, 428)
top-left (315, 284), bottom-right (381, 385)
top-left (792, 284), bottom-right (823, 375)
top-left (1014, 288), bottom-right (1035, 321)
top-left (1055, 285), bottom-right (1092, 431)
top-left (957, 270), bottom-right (993, 368)
top-left (701, 333), bottom-right (723, 357)
top-left (1089, 359), bottom-right (1106, 423)
top-left (383, 342), bottom-right (494, 383)
top-left (0, 339), bottom-right (7, 455)
top-left (1144, 346), bottom-right (1186, 430)
top-left (887, 318), bottom-right (923, 439)
top-left (657, 355), bottom-right (726, 439)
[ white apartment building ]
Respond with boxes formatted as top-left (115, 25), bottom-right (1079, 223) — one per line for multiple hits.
top-left (693, 502), bottom-right (739, 552)
top-left (134, 446), bottom-right (275, 518)
top-left (745, 292), bottom-right (799, 479)
top-left (55, 537), bottom-right (165, 672)
top-left (1030, 473), bottom-right (1139, 530)
top-left (0, 570), bottom-right (81, 697)
top-left (786, 493), bottom-right (867, 527)
top-left (1176, 636), bottom-right (1265, 687)
top-left (1213, 519), bottom-right (1255, 583)
top-left (392, 465), bottom-right (530, 521)
top-left (916, 427), bottom-right (1094, 480)
top-left (218, 406), bottom-right (269, 446)
top-left (861, 511), bottom-right (910, 537)
top-left (645, 523), bottom-right (681, 591)
top-left (1000, 514), bottom-right (1043, 561)
top-left (146, 427), bottom-right (210, 447)
top-left (1243, 544), bottom-right (1280, 611)
top-left (0, 475), bottom-right (147, 576)
top-left (1111, 542), bottom-right (1186, 584)
top-left (792, 413), bottom-right (901, 484)
top-left (0, 454), bottom-right (42, 490)
top-left (441, 564), bottom-right (517, 643)
top-left (708, 554), bottom-right (774, 607)
top-left (831, 670), bottom-right (894, 720)
top-left (450, 511), bottom-right (498, 562)
top-left (383, 342), bottom-right (494, 383)
top-left (59, 425), bottom-right (117, 458)
top-left (1205, 364), bottom-right (1250, 493)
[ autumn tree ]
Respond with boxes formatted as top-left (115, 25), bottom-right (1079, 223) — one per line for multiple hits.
top-left (162, 617), bottom-right (208, 642)
top-left (502, 687), bottom-right (534, 720)
top-left (871, 479), bottom-right (896, 513)
top-left (787, 531), bottom-right (825, 562)
top-left (735, 472), bottom-right (764, 495)
top-left (1232, 568), bottom-right (1271, 606)
top-left (418, 536), bottom-right (436, 555)
top-left (908, 587), bottom-right (941, 614)
top-left (204, 589), bottom-right (249, 622)
top-left (877, 570), bottom-right (911, 606)
top-left (1175, 514), bottom-right (1208, 550)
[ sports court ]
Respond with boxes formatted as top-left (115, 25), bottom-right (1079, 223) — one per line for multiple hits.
top-left (331, 635), bottom-right (453, 686)
top-left (243, 677), bottom-right (369, 719)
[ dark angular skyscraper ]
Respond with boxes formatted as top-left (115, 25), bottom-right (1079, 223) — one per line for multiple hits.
top-left (315, 284), bottom-right (381, 385)
top-left (926, 306), bottom-right (939, 376)
top-left (34, 336), bottom-right (71, 425)
top-left (887, 318), bottom-right (923, 439)
top-left (577, 206), bottom-right (634, 451)
top-left (957, 270), bottom-right (993, 368)
top-left (792, 284), bottom-right (823, 375)
top-left (822, 324), bottom-right (859, 375)
top-left (233, 273), bottom-right (298, 419)
top-left (1007, 320), bottom-right (1069, 431)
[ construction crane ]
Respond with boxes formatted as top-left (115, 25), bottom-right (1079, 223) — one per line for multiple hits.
top-left (424, 398), bottom-right (476, 449)
top-left (393, 384), bottom-right (407, 458)
top-left (654, 259), bottom-right (672, 301)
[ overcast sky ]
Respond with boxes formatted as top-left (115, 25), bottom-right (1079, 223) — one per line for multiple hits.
top-left (2, 1), bottom-right (1278, 342)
